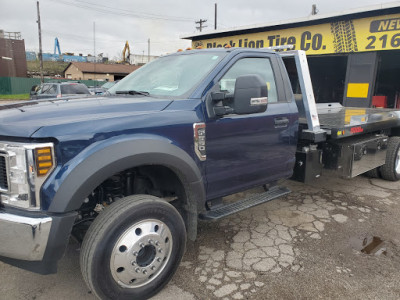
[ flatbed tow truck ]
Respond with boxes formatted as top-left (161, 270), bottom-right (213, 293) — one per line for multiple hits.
top-left (0, 47), bottom-right (400, 299)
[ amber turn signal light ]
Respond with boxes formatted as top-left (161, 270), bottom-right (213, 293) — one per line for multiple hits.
top-left (35, 147), bottom-right (53, 176)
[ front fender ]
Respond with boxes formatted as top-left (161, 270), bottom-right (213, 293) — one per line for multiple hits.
top-left (43, 135), bottom-right (205, 213)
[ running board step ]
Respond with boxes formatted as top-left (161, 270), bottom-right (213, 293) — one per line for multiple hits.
top-left (199, 186), bottom-right (291, 220)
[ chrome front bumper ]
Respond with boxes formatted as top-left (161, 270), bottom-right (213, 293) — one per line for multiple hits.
top-left (0, 212), bottom-right (52, 261)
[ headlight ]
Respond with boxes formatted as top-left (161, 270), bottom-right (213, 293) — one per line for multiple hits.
top-left (0, 142), bottom-right (55, 210)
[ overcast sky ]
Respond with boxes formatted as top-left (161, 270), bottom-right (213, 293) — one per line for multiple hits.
top-left (1, 0), bottom-right (398, 59)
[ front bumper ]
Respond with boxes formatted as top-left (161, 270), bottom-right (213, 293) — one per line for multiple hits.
top-left (0, 212), bottom-right (52, 261)
top-left (0, 208), bottom-right (77, 274)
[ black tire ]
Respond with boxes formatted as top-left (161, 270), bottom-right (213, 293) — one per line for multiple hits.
top-left (330, 20), bottom-right (358, 53)
top-left (364, 167), bottom-right (380, 178)
top-left (380, 136), bottom-right (400, 181)
top-left (80, 195), bottom-right (186, 300)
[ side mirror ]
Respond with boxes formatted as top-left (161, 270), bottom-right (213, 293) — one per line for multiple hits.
top-left (210, 92), bottom-right (234, 116)
top-left (232, 74), bottom-right (268, 114)
top-left (210, 92), bottom-right (226, 102)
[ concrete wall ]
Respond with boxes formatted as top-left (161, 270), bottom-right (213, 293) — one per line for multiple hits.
top-left (130, 54), bottom-right (158, 65)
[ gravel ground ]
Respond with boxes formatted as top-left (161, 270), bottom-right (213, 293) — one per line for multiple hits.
top-left (1, 175), bottom-right (400, 300)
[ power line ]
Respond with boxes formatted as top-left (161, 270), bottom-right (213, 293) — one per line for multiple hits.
top-left (218, 23), bottom-right (230, 28)
top-left (42, 29), bottom-right (189, 46)
top-left (46, 0), bottom-right (194, 22)
top-left (76, 0), bottom-right (193, 21)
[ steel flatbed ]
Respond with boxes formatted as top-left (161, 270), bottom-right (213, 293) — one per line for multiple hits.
top-left (281, 50), bottom-right (400, 182)
top-left (317, 104), bottom-right (400, 139)
top-left (280, 50), bottom-right (400, 143)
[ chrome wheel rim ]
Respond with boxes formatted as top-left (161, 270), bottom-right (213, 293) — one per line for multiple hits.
top-left (110, 219), bottom-right (173, 288)
top-left (396, 147), bottom-right (400, 175)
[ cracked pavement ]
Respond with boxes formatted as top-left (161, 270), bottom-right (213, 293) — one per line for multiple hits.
top-left (1, 175), bottom-right (400, 299)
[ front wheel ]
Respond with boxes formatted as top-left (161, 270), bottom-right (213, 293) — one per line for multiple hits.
top-left (80, 195), bottom-right (186, 300)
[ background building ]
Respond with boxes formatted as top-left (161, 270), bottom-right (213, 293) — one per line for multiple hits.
top-left (64, 62), bottom-right (140, 81)
top-left (0, 30), bottom-right (27, 77)
top-left (130, 54), bottom-right (158, 65)
top-left (183, 3), bottom-right (400, 108)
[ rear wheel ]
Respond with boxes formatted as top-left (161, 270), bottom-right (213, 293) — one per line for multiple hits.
top-left (364, 167), bottom-right (380, 178)
top-left (380, 136), bottom-right (400, 181)
top-left (80, 195), bottom-right (186, 300)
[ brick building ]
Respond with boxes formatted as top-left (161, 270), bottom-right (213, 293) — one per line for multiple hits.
top-left (0, 30), bottom-right (27, 77)
top-left (63, 62), bottom-right (140, 81)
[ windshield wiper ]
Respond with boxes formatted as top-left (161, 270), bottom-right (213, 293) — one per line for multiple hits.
top-left (115, 90), bottom-right (150, 96)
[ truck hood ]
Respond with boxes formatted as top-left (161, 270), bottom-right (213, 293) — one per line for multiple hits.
top-left (0, 96), bottom-right (173, 137)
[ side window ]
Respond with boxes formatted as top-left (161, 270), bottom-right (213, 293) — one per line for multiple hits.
top-left (49, 85), bottom-right (57, 94)
top-left (38, 84), bottom-right (49, 94)
top-left (40, 84), bottom-right (57, 95)
top-left (219, 57), bottom-right (278, 103)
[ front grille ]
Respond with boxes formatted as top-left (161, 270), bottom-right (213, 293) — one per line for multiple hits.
top-left (0, 154), bottom-right (8, 191)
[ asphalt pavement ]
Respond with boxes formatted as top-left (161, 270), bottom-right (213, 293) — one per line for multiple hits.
top-left (1, 175), bottom-right (400, 300)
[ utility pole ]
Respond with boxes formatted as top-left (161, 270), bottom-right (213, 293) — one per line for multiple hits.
top-left (214, 3), bottom-right (217, 30)
top-left (93, 22), bottom-right (96, 85)
top-left (36, 1), bottom-right (44, 83)
top-left (148, 38), bottom-right (150, 63)
top-left (195, 19), bottom-right (207, 32)
top-left (311, 4), bottom-right (318, 15)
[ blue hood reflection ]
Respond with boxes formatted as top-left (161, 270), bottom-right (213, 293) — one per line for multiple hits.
top-left (0, 96), bottom-right (173, 137)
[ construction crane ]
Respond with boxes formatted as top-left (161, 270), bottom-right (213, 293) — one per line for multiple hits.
top-left (122, 41), bottom-right (131, 64)
top-left (54, 37), bottom-right (61, 56)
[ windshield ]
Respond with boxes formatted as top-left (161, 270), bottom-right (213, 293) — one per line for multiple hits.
top-left (102, 81), bottom-right (117, 89)
top-left (109, 52), bottom-right (226, 98)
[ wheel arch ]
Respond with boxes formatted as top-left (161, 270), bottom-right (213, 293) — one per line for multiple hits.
top-left (47, 137), bottom-right (205, 239)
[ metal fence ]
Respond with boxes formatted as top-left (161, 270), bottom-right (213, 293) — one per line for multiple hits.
top-left (0, 77), bottom-right (100, 95)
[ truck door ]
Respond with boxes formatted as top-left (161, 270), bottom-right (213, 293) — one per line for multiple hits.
top-left (204, 53), bottom-right (297, 200)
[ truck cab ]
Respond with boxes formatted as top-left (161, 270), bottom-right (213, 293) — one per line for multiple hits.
top-left (0, 48), bottom-right (300, 299)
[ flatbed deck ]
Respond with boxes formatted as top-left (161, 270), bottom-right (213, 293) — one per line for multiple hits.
top-left (316, 104), bottom-right (400, 139)
top-left (284, 51), bottom-right (400, 142)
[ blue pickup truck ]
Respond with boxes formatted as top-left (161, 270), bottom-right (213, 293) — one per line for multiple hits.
top-left (1, 48), bottom-right (400, 299)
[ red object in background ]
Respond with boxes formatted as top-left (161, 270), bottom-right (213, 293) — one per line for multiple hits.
top-left (396, 92), bottom-right (400, 109)
top-left (372, 96), bottom-right (387, 108)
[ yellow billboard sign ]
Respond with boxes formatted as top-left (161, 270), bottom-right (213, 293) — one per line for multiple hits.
top-left (191, 13), bottom-right (400, 55)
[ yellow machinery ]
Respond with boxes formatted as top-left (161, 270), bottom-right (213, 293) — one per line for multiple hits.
top-left (122, 41), bottom-right (131, 64)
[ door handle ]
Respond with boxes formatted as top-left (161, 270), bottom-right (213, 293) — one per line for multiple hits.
top-left (274, 117), bottom-right (289, 127)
